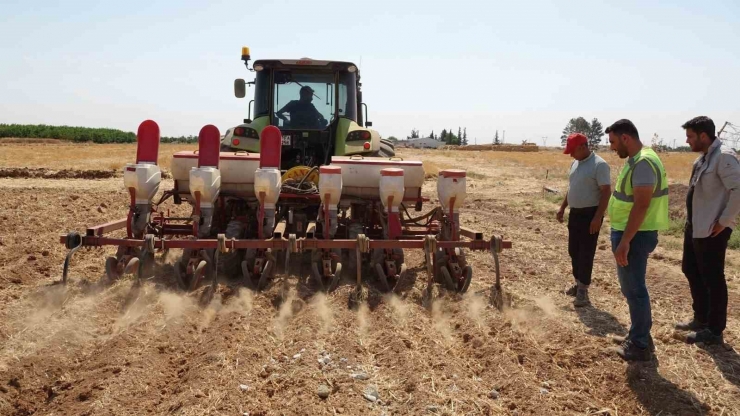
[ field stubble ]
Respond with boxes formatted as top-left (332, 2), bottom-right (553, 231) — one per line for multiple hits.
top-left (0, 144), bottom-right (738, 415)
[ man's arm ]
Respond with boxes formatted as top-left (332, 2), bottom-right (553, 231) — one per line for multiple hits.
top-left (591, 184), bottom-right (611, 234)
top-left (557, 192), bottom-right (568, 223)
top-left (716, 153), bottom-right (740, 233)
top-left (276, 101), bottom-right (294, 119)
top-left (614, 159), bottom-right (655, 266)
top-left (614, 186), bottom-right (652, 266)
top-left (591, 161), bottom-right (612, 233)
top-left (312, 105), bottom-right (327, 123)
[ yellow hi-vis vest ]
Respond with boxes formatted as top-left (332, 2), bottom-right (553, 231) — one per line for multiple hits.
top-left (608, 148), bottom-right (670, 231)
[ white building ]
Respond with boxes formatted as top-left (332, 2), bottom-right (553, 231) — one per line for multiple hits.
top-left (401, 137), bottom-right (446, 149)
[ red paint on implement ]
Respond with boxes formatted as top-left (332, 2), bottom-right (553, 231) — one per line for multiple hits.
top-left (135, 120), bottom-right (160, 164)
top-left (260, 125), bottom-right (282, 169)
top-left (197, 125), bottom-right (221, 168)
top-left (319, 166), bottom-right (341, 174)
top-left (440, 169), bottom-right (466, 178)
top-left (381, 168), bottom-right (404, 177)
top-left (332, 160), bottom-right (422, 166)
top-left (173, 151), bottom-right (260, 161)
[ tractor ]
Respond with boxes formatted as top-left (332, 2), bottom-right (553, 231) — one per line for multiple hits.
top-left (59, 47), bottom-right (510, 303)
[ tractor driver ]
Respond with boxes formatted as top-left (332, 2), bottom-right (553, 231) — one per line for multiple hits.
top-left (276, 86), bottom-right (328, 129)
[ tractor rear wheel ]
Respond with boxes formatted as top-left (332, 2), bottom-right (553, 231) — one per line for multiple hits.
top-left (369, 140), bottom-right (395, 158)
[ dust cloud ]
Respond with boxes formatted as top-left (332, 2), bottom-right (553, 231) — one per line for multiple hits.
top-left (357, 301), bottom-right (370, 338)
top-left (310, 293), bottom-right (332, 334)
top-left (385, 293), bottom-right (409, 325)
top-left (273, 288), bottom-right (297, 339)
top-left (431, 299), bottom-right (452, 341)
top-left (463, 292), bottom-right (487, 327)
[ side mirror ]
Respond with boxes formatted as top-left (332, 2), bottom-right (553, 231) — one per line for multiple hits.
top-left (365, 121), bottom-right (373, 127)
top-left (234, 79), bottom-right (246, 98)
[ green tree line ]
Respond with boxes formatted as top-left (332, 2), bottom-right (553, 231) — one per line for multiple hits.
top-left (0, 124), bottom-right (198, 144)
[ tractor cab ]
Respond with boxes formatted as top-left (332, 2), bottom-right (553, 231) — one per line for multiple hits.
top-left (225, 48), bottom-right (389, 171)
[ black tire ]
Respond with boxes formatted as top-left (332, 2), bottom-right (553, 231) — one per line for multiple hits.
top-left (371, 248), bottom-right (404, 293)
top-left (380, 139), bottom-right (395, 150)
top-left (369, 141), bottom-right (395, 158)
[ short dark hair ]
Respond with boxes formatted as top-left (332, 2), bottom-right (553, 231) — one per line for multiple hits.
top-left (605, 119), bottom-right (640, 140)
top-left (682, 116), bottom-right (716, 141)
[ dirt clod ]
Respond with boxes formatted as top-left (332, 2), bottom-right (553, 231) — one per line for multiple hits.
top-left (317, 384), bottom-right (330, 399)
top-left (8, 378), bottom-right (21, 389)
top-left (489, 389), bottom-right (500, 399)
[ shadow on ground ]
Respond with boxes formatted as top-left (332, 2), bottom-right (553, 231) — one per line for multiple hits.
top-left (626, 359), bottom-right (710, 415)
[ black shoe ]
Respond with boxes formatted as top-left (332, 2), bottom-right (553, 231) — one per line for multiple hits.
top-left (564, 283), bottom-right (578, 297)
top-left (610, 334), bottom-right (655, 352)
top-left (573, 287), bottom-right (591, 307)
top-left (675, 318), bottom-right (708, 332)
top-left (686, 329), bottom-right (724, 345)
top-left (615, 340), bottom-right (652, 362)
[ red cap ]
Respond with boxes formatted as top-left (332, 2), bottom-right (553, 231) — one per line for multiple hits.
top-left (381, 168), bottom-right (404, 177)
top-left (320, 166), bottom-right (341, 174)
top-left (439, 169), bottom-right (466, 178)
top-left (564, 133), bottom-right (587, 154)
top-left (197, 124), bottom-right (221, 168)
top-left (260, 125), bottom-right (282, 169)
top-left (135, 120), bottom-right (160, 164)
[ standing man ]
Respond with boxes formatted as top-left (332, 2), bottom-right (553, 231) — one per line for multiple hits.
top-left (675, 116), bottom-right (740, 345)
top-left (558, 133), bottom-right (611, 307)
top-left (606, 119), bottom-right (669, 361)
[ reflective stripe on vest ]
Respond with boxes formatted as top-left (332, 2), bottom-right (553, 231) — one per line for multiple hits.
top-left (612, 156), bottom-right (668, 202)
top-left (608, 148), bottom-right (670, 231)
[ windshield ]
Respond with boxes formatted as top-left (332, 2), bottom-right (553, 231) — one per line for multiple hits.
top-left (273, 70), bottom-right (334, 130)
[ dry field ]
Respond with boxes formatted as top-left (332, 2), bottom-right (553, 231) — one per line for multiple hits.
top-left (0, 143), bottom-right (738, 416)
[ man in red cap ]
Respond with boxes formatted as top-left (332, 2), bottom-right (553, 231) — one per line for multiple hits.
top-left (557, 133), bottom-right (611, 307)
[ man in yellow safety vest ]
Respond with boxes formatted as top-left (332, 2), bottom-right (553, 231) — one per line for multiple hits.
top-left (605, 119), bottom-right (670, 362)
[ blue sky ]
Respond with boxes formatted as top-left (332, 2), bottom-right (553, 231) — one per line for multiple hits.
top-left (1, 0), bottom-right (738, 146)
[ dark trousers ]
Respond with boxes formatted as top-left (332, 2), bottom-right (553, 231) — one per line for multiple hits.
top-left (682, 225), bottom-right (732, 334)
top-left (568, 206), bottom-right (600, 286)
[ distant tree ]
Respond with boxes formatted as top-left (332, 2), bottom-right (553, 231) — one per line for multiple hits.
top-left (651, 133), bottom-right (668, 153)
top-left (493, 130), bottom-right (500, 145)
top-left (440, 129), bottom-right (447, 143)
top-left (462, 128), bottom-right (468, 146)
top-left (560, 117), bottom-right (592, 146)
top-left (429, 130), bottom-right (434, 139)
top-left (409, 128), bottom-right (420, 139)
top-left (457, 127), bottom-right (462, 143)
top-left (387, 136), bottom-right (399, 142)
top-left (448, 132), bottom-right (460, 145)
top-left (588, 118), bottom-right (604, 148)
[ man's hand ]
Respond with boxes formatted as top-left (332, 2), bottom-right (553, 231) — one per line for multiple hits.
top-left (557, 209), bottom-right (565, 223)
top-left (711, 222), bottom-right (727, 237)
top-left (590, 217), bottom-right (602, 234)
top-left (614, 240), bottom-right (630, 267)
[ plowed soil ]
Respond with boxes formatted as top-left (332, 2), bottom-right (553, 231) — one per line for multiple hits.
top-left (0, 146), bottom-right (738, 416)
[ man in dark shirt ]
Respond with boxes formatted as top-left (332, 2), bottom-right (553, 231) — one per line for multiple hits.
top-left (276, 86), bottom-right (327, 129)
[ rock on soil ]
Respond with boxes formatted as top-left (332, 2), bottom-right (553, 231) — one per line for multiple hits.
top-left (317, 384), bottom-right (330, 399)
